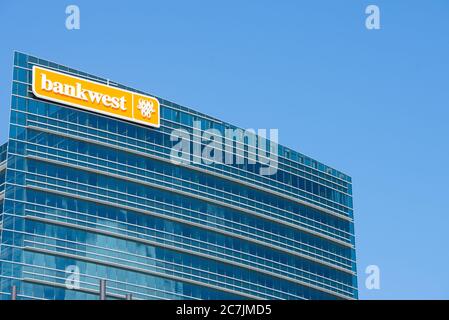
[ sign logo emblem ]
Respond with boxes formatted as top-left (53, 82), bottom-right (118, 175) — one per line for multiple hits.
top-left (137, 98), bottom-right (155, 119)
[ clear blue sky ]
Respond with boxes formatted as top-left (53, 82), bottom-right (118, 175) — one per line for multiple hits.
top-left (0, 0), bottom-right (448, 299)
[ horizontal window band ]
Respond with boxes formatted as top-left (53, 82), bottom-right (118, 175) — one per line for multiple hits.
top-left (23, 214), bottom-right (356, 295)
top-left (24, 204), bottom-right (353, 268)
top-left (12, 184), bottom-right (354, 266)
top-left (1, 254), bottom-right (197, 300)
top-left (26, 121), bottom-right (352, 212)
top-left (21, 268), bottom-right (192, 300)
top-left (24, 183), bottom-right (356, 274)
top-left (25, 124), bottom-right (353, 220)
top-left (21, 115), bottom-right (351, 205)
top-left (23, 152), bottom-right (353, 248)
top-left (22, 240), bottom-right (294, 300)
top-left (22, 143), bottom-right (352, 241)
top-left (24, 151), bottom-right (353, 246)
top-left (23, 243), bottom-right (352, 300)
top-left (23, 246), bottom-right (267, 300)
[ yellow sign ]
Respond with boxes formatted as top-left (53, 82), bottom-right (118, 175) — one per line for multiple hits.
top-left (32, 66), bottom-right (160, 128)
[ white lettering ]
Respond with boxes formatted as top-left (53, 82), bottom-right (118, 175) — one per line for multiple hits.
top-left (40, 73), bottom-right (127, 109)
top-left (41, 73), bottom-right (53, 91)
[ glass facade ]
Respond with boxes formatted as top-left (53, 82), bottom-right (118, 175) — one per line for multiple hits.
top-left (0, 52), bottom-right (357, 300)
